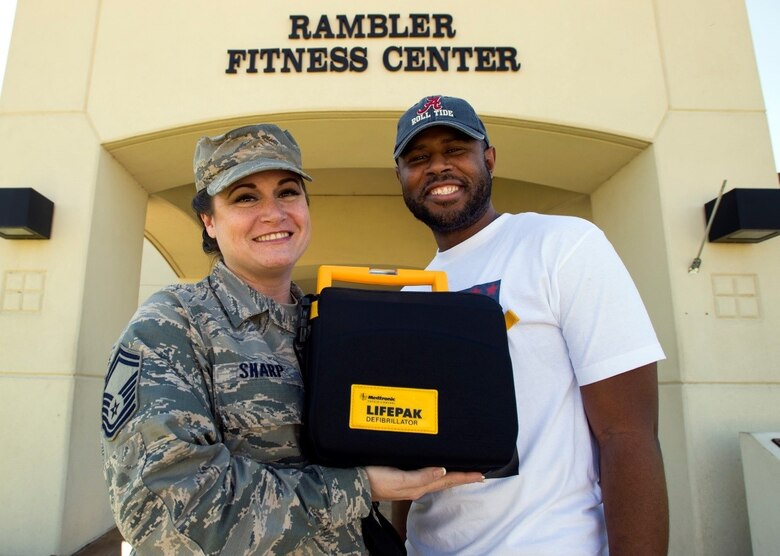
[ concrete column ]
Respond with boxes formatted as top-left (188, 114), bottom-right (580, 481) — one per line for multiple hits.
top-left (590, 3), bottom-right (780, 555)
top-left (0, 1), bottom-right (148, 553)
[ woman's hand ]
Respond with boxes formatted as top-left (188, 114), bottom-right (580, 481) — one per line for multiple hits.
top-left (365, 466), bottom-right (484, 501)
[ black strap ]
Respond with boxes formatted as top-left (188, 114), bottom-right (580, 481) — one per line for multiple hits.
top-left (294, 294), bottom-right (317, 375)
top-left (362, 502), bottom-right (407, 556)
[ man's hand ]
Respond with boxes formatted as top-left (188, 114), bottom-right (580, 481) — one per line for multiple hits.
top-left (365, 466), bottom-right (484, 501)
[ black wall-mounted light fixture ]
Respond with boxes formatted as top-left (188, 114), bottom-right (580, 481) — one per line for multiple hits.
top-left (0, 188), bottom-right (55, 239)
top-left (704, 188), bottom-right (780, 243)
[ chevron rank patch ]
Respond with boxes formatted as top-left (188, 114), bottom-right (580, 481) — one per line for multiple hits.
top-left (102, 346), bottom-right (141, 440)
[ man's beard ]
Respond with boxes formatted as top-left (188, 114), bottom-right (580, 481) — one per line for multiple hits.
top-left (402, 164), bottom-right (493, 234)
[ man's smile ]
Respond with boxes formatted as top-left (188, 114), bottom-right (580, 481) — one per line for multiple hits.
top-left (429, 185), bottom-right (461, 196)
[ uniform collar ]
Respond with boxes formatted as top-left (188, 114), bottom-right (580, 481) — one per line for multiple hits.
top-left (209, 260), bottom-right (302, 332)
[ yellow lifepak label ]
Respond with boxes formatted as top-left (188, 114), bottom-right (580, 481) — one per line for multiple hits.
top-left (350, 384), bottom-right (438, 435)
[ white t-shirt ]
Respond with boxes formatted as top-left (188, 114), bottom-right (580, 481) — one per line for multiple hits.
top-left (405, 213), bottom-right (665, 556)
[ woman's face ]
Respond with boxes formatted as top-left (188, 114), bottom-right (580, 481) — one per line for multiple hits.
top-left (201, 170), bottom-right (311, 287)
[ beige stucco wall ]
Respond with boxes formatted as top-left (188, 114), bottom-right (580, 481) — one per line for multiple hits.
top-left (0, 114), bottom-right (147, 554)
top-left (75, 1), bottom-right (666, 143)
top-left (1, 0), bottom-right (778, 554)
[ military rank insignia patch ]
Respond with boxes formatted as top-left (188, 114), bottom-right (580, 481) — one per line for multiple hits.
top-left (102, 346), bottom-right (141, 439)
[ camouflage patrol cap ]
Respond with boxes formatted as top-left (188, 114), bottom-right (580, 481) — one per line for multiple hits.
top-left (194, 124), bottom-right (312, 196)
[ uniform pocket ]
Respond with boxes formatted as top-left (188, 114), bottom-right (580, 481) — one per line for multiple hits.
top-left (213, 358), bottom-right (305, 461)
top-left (106, 431), bottom-right (145, 471)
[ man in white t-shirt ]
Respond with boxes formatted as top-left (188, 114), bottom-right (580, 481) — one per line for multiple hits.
top-left (392, 95), bottom-right (669, 556)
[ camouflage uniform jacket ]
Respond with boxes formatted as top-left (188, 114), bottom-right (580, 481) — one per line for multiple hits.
top-left (101, 260), bottom-right (372, 555)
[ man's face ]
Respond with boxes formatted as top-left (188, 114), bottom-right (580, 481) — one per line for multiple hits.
top-left (395, 126), bottom-right (496, 235)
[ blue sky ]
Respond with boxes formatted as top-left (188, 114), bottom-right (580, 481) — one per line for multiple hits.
top-left (0, 1), bottom-right (777, 171)
top-left (0, 0), bottom-right (14, 92)
top-left (745, 0), bottom-right (779, 172)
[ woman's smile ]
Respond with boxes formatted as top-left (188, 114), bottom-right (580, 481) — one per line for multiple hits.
top-left (200, 169), bottom-right (312, 291)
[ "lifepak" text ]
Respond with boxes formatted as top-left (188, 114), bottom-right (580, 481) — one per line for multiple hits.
top-left (366, 405), bottom-right (422, 419)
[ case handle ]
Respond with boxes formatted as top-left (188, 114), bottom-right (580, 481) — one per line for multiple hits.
top-left (316, 265), bottom-right (449, 293)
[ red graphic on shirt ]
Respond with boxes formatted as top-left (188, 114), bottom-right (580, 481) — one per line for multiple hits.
top-left (462, 280), bottom-right (519, 328)
top-left (417, 96), bottom-right (443, 115)
top-left (462, 280), bottom-right (501, 303)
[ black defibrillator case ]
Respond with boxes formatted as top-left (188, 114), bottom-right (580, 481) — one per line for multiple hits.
top-left (296, 266), bottom-right (518, 477)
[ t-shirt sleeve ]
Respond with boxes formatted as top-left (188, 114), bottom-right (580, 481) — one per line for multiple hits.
top-left (553, 226), bottom-right (665, 386)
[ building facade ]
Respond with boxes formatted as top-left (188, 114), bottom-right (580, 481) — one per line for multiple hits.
top-left (1, 1), bottom-right (778, 554)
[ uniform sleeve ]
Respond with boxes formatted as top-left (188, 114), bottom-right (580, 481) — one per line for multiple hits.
top-left (100, 291), bottom-right (371, 555)
top-left (553, 225), bottom-right (665, 386)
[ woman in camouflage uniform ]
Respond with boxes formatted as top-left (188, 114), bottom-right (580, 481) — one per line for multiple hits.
top-left (100, 124), bottom-right (482, 555)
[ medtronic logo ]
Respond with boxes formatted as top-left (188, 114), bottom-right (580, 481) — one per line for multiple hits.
top-left (367, 394), bottom-right (396, 402)
top-left (102, 346), bottom-right (141, 440)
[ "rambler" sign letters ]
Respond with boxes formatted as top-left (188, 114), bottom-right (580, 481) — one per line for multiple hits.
top-left (226, 13), bottom-right (522, 74)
